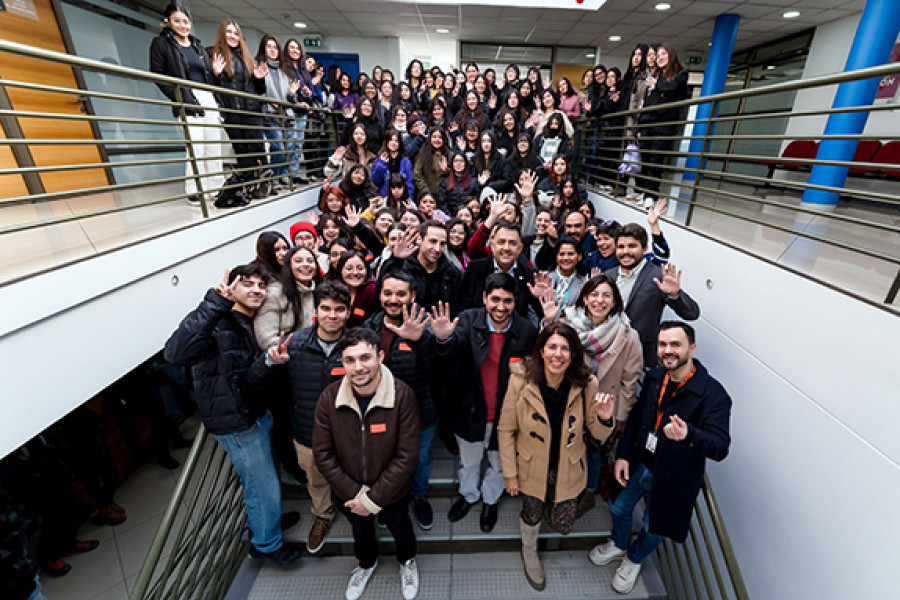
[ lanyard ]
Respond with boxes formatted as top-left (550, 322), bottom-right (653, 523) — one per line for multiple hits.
top-left (654, 365), bottom-right (696, 431)
top-left (554, 270), bottom-right (575, 307)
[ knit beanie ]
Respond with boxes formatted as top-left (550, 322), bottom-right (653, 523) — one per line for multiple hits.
top-left (290, 220), bottom-right (317, 243)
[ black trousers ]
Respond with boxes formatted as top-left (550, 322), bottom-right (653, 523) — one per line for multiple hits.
top-left (223, 114), bottom-right (266, 171)
top-left (638, 125), bottom-right (676, 199)
top-left (336, 495), bottom-right (416, 569)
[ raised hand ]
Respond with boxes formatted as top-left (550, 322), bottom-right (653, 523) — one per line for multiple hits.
top-left (253, 61), bottom-right (269, 80)
top-left (439, 155), bottom-right (449, 173)
top-left (647, 197), bottom-right (668, 234)
top-left (332, 146), bottom-right (347, 162)
top-left (514, 169), bottom-right (538, 199)
top-left (343, 204), bottom-right (361, 228)
top-left (379, 151), bottom-right (390, 163)
top-left (546, 221), bottom-right (558, 240)
top-left (478, 170), bottom-right (490, 186)
top-left (614, 458), bottom-right (630, 487)
top-left (289, 79), bottom-right (301, 95)
top-left (663, 414), bottom-right (688, 441)
top-left (430, 301), bottom-right (459, 341)
top-left (214, 269), bottom-right (237, 300)
top-left (304, 210), bottom-right (319, 226)
top-left (368, 195), bottom-right (384, 211)
top-left (594, 392), bottom-right (615, 422)
top-left (267, 332), bottom-right (293, 363)
top-left (212, 53), bottom-right (226, 76)
top-left (384, 303), bottom-right (430, 342)
top-left (589, 267), bottom-right (603, 280)
top-left (392, 227), bottom-right (420, 260)
top-left (455, 136), bottom-right (466, 151)
top-left (488, 95), bottom-right (497, 109)
top-left (448, 120), bottom-right (459, 132)
top-left (653, 262), bottom-right (682, 297)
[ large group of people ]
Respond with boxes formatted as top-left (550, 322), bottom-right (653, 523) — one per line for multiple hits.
top-left (145, 5), bottom-right (728, 600)
top-left (150, 4), bottom-right (689, 214)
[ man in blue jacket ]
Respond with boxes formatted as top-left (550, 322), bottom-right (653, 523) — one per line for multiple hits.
top-left (164, 265), bottom-right (301, 565)
top-left (588, 321), bottom-right (731, 593)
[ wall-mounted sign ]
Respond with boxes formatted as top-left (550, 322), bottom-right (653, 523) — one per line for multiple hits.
top-left (303, 36), bottom-right (323, 48)
top-left (875, 43), bottom-right (900, 100)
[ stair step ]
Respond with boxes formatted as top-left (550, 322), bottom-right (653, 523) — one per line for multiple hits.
top-left (244, 550), bottom-right (661, 599)
top-left (282, 495), bottom-right (612, 547)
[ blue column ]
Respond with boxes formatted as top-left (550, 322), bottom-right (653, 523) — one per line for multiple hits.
top-left (802, 0), bottom-right (900, 206)
top-left (683, 13), bottom-right (740, 182)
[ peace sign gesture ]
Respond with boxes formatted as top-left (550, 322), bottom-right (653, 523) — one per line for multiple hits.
top-left (267, 332), bottom-right (293, 363)
top-left (214, 269), bottom-right (238, 300)
top-left (430, 301), bottom-right (459, 342)
top-left (384, 303), bottom-right (430, 342)
top-left (653, 262), bottom-right (682, 297)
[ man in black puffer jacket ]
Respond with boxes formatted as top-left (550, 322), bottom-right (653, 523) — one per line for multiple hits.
top-left (164, 264), bottom-right (301, 566)
top-left (249, 280), bottom-right (350, 555)
top-left (363, 271), bottom-right (440, 531)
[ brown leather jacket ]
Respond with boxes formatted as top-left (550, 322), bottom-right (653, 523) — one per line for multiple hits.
top-left (313, 365), bottom-right (420, 514)
top-left (498, 363), bottom-right (613, 503)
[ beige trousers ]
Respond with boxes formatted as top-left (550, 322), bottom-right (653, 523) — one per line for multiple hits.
top-left (294, 441), bottom-right (335, 520)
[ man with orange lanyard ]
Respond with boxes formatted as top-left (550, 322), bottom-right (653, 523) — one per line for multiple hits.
top-left (588, 321), bottom-right (732, 594)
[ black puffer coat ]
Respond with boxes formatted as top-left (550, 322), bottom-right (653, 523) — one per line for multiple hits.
top-left (249, 324), bottom-right (344, 447)
top-left (164, 290), bottom-right (266, 435)
top-left (363, 311), bottom-right (439, 429)
top-left (379, 253), bottom-right (462, 315)
top-left (213, 49), bottom-right (266, 116)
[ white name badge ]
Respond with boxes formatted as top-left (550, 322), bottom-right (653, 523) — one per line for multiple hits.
top-left (645, 432), bottom-right (658, 454)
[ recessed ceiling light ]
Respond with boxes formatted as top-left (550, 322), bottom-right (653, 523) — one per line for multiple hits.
top-left (436, 28), bottom-right (450, 34)
top-left (609, 35), bottom-right (621, 42)
top-left (586, 53), bottom-right (595, 58)
top-left (782, 10), bottom-right (800, 18)
top-left (655, 2), bottom-right (671, 10)
top-left (293, 21), bottom-right (307, 29)
top-left (766, 65), bottom-right (776, 70)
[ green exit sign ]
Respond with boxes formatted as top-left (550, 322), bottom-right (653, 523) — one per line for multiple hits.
top-left (303, 37), bottom-right (323, 48)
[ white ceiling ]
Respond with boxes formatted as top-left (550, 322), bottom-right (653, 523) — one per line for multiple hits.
top-left (183, 0), bottom-right (865, 62)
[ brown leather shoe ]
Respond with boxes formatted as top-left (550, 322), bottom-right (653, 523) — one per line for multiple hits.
top-left (307, 517), bottom-right (331, 554)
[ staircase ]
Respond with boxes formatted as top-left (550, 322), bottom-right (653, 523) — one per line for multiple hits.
top-left (229, 442), bottom-right (667, 600)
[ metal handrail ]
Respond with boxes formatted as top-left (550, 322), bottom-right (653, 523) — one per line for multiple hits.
top-left (657, 475), bottom-right (750, 600)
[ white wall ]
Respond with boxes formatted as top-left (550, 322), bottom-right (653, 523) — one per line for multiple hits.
top-left (398, 35), bottom-right (459, 73)
top-left (785, 13), bottom-right (900, 144)
top-left (0, 190), bottom-right (319, 459)
top-left (591, 192), bottom-right (900, 600)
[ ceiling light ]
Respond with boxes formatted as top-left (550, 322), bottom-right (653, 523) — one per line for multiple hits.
top-left (608, 35), bottom-right (621, 42)
top-left (586, 53), bottom-right (595, 58)
top-left (782, 10), bottom-right (800, 18)
top-left (655, 2), bottom-right (671, 10)
top-left (436, 28), bottom-right (450, 34)
top-left (293, 21), bottom-right (307, 29)
top-left (766, 65), bottom-right (776, 70)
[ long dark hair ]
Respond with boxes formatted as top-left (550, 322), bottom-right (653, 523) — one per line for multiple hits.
top-left (418, 127), bottom-right (448, 176)
top-left (659, 43), bottom-right (685, 81)
top-left (252, 230), bottom-right (288, 276)
top-left (280, 245), bottom-right (319, 330)
top-left (255, 34), bottom-right (280, 64)
top-left (524, 321), bottom-right (591, 388)
top-left (474, 130), bottom-right (500, 174)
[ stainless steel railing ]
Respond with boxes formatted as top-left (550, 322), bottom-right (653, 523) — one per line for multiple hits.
top-left (128, 425), bottom-right (249, 600)
top-left (572, 60), bottom-right (900, 309)
top-left (0, 38), bottom-right (337, 283)
top-left (656, 476), bottom-right (750, 600)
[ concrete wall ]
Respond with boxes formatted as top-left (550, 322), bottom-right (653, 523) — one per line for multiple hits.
top-left (592, 192), bottom-right (900, 600)
top-left (0, 190), bottom-right (319, 459)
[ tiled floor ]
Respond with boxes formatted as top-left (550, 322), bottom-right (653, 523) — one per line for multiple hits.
top-left (39, 432), bottom-right (196, 600)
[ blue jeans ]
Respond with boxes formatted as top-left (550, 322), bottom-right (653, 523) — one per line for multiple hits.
top-left (28, 576), bottom-right (48, 600)
top-left (263, 128), bottom-right (287, 177)
top-left (586, 447), bottom-right (602, 492)
top-left (214, 411), bottom-right (283, 553)
top-left (609, 462), bottom-right (664, 564)
top-left (411, 426), bottom-right (436, 498)
top-left (290, 116), bottom-right (307, 175)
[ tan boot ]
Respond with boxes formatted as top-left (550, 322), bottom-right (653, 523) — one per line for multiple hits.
top-left (520, 518), bottom-right (546, 591)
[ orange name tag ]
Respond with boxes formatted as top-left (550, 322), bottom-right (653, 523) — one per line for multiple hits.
top-left (509, 357), bottom-right (522, 364)
top-left (353, 307), bottom-right (366, 317)
top-left (331, 367), bottom-right (345, 376)
top-left (370, 423), bottom-right (387, 434)
top-left (398, 342), bottom-right (412, 351)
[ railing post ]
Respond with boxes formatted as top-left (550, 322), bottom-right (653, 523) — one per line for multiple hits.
top-left (684, 99), bottom-right (718, 227)
top-left (278, 104), bottom-right (293, 192)
top-left (175, 85), bottom-right (209, 218)
top-left (572, 119), bottom-right (584, 180)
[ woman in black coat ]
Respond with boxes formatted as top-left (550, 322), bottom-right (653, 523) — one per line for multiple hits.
top-left (209, 19), bottom-right (270, 203)
top-left (149, 3), bottom-right (225, 204)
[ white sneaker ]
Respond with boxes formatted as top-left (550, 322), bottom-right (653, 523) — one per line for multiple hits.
top-left (612, 556), bottom-right (642, 594)
top-left (589, 540), bottom-right (626, 566)
top-left (399, 557), bottom-right (419, 600)
top-left (345, 561), bottom-right (378, 600)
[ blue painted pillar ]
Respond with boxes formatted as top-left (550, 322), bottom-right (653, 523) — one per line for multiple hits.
top-left (802, 0), bottom-right (900, 206)
top-left (683, 13), bottom-right (740, 181)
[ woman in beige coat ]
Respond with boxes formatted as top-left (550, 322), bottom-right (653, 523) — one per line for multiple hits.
top-left (534, 273), bottom-right (644, 508)
top-left (498, 321), bottom-right (615, 590)
top-left (254, 245), bottom-right (318, 350)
